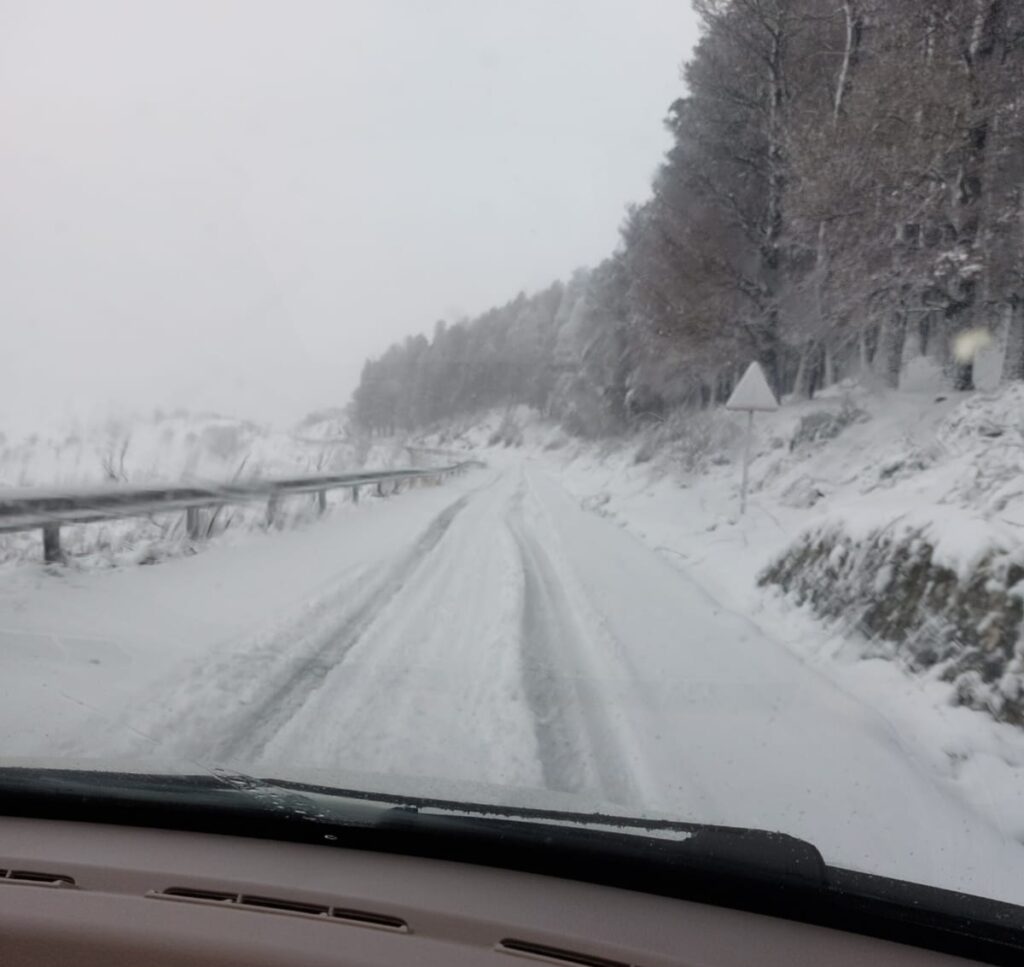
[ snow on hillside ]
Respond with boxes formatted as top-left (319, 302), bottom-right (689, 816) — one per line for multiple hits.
top-left (416, 386), bottom-right (1024, 845)
top-left (455, 385), bottom-right (1024, 632)
top-left (0, 410), bottom-right (416, 567)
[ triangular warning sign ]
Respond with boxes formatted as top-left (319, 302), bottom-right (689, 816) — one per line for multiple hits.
top-left (725, 361), bottom-right (779, 411)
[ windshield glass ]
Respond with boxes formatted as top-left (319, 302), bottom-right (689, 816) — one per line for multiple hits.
top-left (3, 0), bottom-right (1024, 909)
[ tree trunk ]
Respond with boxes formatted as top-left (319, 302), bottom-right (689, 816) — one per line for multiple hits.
top-left (1001, 300), bottom-right (1024, 382)
top-left (872, 312), bottom-right (907, 388)
top-left (833, 1), bottom-right (862, 123)
top-left (823, 343), bottom-right (835, 388)
top-left (811, 2), bottom-right (861, 374)
top-left (757, 13), bottom-right (788, 399)
top-left (792, 343), bottom-right (815, 399)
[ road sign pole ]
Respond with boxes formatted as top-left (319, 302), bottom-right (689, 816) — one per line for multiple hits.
top-left (740, 410), bottom-right (753, 516)
top-left (725, 360), bottom-right (778, 519)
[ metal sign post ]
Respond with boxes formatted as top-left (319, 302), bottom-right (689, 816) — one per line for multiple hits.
top-left (739, 410), bottom-right (754, 515)
top-left (725, 361), bottom-right (779, 516)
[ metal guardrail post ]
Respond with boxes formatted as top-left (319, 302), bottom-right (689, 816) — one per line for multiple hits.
top-left (185, 507), bottom-right (201, 541)
top-left (352, 485), bottom-right (360, 504)
top-left (266, 491), bottom-right (280, 528)
top-left (317, 490), bottom-right (327, 514)
top-left (42, 523), bottom-right (63, 564)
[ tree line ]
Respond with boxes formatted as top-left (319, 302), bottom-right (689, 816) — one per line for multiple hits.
top-left (353, 0), bottom-right (1024, 437)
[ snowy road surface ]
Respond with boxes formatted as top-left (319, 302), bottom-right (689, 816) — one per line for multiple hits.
top-left (3, 461), bottom-right (1024, 902)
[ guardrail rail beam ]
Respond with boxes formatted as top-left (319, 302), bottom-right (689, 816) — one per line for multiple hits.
top-left (0, 459), bottom-right (482, 565)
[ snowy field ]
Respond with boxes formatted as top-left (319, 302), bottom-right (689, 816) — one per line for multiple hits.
top-left (2, 403), bottom-right (1024, 905)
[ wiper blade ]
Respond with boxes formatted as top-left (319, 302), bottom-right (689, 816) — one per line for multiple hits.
top-left (0, 766), bottom-right (824, 888)
top-left (256, 773), bottom-right (827, 887)
top-left (260, 773), bottom-right (708, 829)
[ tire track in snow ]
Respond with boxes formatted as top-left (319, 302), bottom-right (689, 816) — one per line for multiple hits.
top-left (507, 480), bottom-right (642, 807)
top-left (204, 488), bottom-right (480, 763)
top-left (517, 467), bottom-right (735, 820)
top-left (255, 474), bottom-right (541, 786)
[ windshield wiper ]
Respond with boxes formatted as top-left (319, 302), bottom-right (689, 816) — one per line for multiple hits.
top-left (254, 773), bottom-right (827, 888)
top-left (0, 767), bottom-right (1022, 966)
top-left (0, 766), bottom-right (825, 888)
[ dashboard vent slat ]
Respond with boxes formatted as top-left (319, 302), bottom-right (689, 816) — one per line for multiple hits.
top-left (0, 869), bottom-right (76, 887)
top-left (331, 907), bottom-right (408, 931)
top-left (497, 939), bottom-right (630, 967)
top-left (150, 887), bottom-right (407, 931)
top-left (239, 895), bottom-right (330, 917)
top-left (161, 887), bottom-right (236, 903)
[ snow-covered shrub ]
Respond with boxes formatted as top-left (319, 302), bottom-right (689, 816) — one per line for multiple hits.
top-left (866, 443), bottom-right (942, 490)
top-left (938, 383), bottom-right (1024, 449)
top-left (778, 475), bottom-right (828, 509)
top-left (789, 400), bottom-right (868, 451)
top-left (633, 430), bottom-right (659, 464)
top-left (761, 519), bottom-right (1024, 725)
top-left (635, 409), bottom-right (744, 473)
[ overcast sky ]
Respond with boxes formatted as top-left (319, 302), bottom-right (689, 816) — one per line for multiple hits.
top-left (0, 0), bottom-right (701, 432)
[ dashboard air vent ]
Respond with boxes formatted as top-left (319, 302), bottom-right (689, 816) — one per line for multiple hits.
top-left (239, 894), bottom-right (330, 917)
top-left (331, 907), bottom-right (408, 931)
top-left (0, 869), bottom-right (75, 887)
top-left (150, 887), bottom-right (408, 932)
top-left (497, 939), bottom-right (630, 967)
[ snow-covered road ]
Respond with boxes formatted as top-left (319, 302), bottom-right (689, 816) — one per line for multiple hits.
top-left (4, 461), bottom-right (1024, 902)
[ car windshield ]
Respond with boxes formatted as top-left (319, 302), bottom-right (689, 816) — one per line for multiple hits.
top-left (3, 0), bottom-right (1024, 911)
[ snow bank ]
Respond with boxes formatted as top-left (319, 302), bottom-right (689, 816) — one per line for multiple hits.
top-left (760, 516), bottom-right (1024, 723)
top-left (750, 383), bottom-right (1024, 724)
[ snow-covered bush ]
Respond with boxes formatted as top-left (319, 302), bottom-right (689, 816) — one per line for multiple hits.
top-left (778, 474), bottom-right (828, 509)
top-left (761, 518), bottom-right (1024, 725)
top-left (789, 400), bottom-right (868, 451)
top-left (937, 383), bottom-right (1024, 449)
top-left (634, 409), bottom-right (744, 473)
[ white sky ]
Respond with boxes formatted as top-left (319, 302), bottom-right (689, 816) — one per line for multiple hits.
top-left (0, 0), bottom-right (700, 432)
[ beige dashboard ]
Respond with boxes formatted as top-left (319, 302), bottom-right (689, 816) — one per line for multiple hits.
top-left (0, 817), bottom-right (980, 966)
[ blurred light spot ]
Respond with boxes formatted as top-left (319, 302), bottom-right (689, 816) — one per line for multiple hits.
top-left (953, 328), bottom-right (993, 363)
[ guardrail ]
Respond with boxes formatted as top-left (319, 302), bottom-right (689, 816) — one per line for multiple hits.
top-left (0, 462), bottom-right (480, 563)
